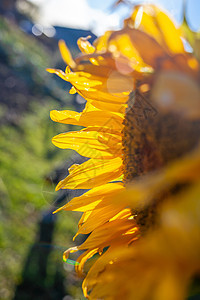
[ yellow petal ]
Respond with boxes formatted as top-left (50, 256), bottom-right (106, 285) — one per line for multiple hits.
top-left (69, 86), bottom-right (77, 94)
top-left (109, 208), bottom-right (132, 221)
top-left (75, 248), bottom-right (99, 277)
top-left (47, 67), bottom-right (128, 113)
top-left (54, 182), bottom-right (124, 213)
top-left (55, 157), bottom-right (123, 190)
top-left (107, 33), bottom-right (150, 72)
top-left (77, 36), bottom-right (95, 54)
top-left (77, 35), bottom-right (98, 66)
top-left (63, 246), bottom-right (78, 262)
top-left (155, 10), bottom-right (184, 53)
top-left (47, 67), bottom-right (131, 104)
top-left (128, 5), bottom-right (185, 54)
top-left (46, 68), bottom-right (102, 90)
top-left (93, 30), bottom-right (112, 52)
top-left (52, 128), bottom-right (122, 159)
top-left (110, 28), bottom-right (167, 69)
top-left (50, 109), bottom-right (124, 133)
top-left (78, 218), bottom-right (135, 250)
top-left (58, 39), bottom-right (76, 69)
top-left (75, 201), bottom-right (126, 236)
top-left (91, 100), bottom-right (127, 114)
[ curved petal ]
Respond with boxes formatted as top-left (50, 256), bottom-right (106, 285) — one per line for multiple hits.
top-left (54, 182), bottom-right (124, 213)
top-left (56, 157), bottom-right (123, 190)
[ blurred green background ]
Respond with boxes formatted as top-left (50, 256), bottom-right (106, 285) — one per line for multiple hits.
top-left (0, 1), bottom-right (96, 299)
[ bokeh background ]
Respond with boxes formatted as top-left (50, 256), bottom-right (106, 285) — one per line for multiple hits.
top-left (0, 0), bottom-right (199, 299)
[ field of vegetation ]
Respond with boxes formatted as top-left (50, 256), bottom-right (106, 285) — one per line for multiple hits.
top-left (0, 16), bottom-right (85, 299)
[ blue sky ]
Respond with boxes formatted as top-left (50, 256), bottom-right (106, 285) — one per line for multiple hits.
top-left (30, 0), bottom-right (200, 35)
top-left (87, 0), bottom-right (200, 31)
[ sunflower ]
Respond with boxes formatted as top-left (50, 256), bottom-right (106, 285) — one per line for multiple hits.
top-left (47, 4), bottom-right (200, 299)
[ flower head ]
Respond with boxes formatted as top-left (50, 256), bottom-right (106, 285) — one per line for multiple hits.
top-left (48, 4), bottom-right (200, 299)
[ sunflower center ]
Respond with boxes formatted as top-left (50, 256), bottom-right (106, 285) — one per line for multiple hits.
top-left (122, 80), bottom-right (200, 231)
